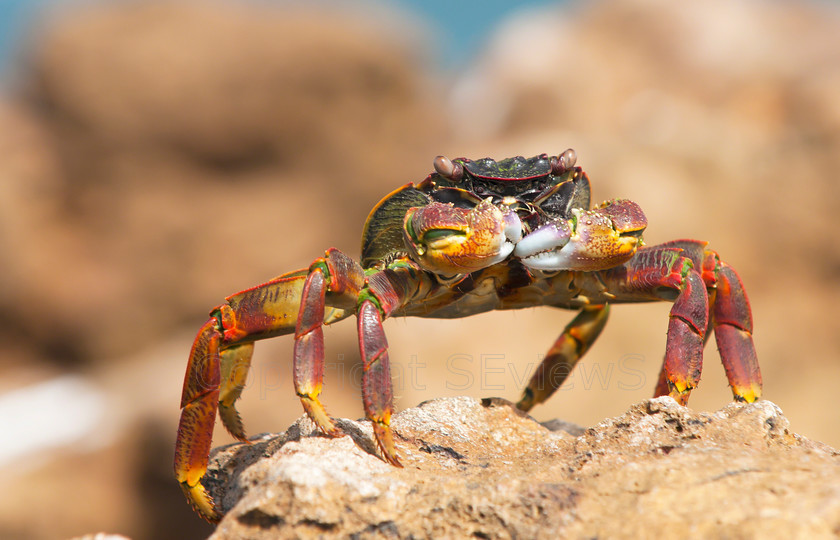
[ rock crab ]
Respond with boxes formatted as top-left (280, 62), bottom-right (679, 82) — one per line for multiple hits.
top-left (175, 150), bottom-right (762, 521)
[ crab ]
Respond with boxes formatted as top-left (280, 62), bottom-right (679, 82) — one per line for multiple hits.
top-left (175, 150), bottom-right (762, 521)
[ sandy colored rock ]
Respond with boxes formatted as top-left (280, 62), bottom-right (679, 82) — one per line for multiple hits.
top-left (205, 396), bottom-right (840, 539)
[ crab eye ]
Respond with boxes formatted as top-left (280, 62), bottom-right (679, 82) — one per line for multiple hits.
top-left (433, 155), bottom-right (464, 181)
top-left (550, 148), bottom-right (577, 175)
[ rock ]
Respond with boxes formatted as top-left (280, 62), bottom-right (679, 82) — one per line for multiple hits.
top-left (204, 396), bottom-right (840, 539)
top-left (449, 0), bottom-right (840, 285)
top-left (26, 0), bottom-right (435, 177)
top-left (4, 0), bottom-right (443, 362)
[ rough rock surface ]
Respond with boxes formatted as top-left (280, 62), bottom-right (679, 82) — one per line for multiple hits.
top-left (205, 396), bottom-right (840, 539)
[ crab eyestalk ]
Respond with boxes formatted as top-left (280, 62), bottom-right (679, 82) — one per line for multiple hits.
top-left (550, 148), bottom-right (577, 175)
top-left (403, 199), bottom-right (521, 275)
top-left (433, 155), bottom-right (464, 181)
top-left (514, 199), bottom-right (647, 271)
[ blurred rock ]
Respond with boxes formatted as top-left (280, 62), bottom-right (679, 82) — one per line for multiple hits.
top-left (25, 0), bottom-right (435, 181)
top-left (2, 0), bottom-right (443, 362)
top-left (449, 0), bottom-right (840, 283)
top-left (204, 396), bottom-right (840, 539)
top-left (70, 534), bottom-right (132, 540)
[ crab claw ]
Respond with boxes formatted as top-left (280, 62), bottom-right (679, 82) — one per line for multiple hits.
top-left (403, 199), bottom-right (521, 274)
top-left (516, 199), bottom-right (646, 271)
top-left (513, 218), bottom-right (573, 266)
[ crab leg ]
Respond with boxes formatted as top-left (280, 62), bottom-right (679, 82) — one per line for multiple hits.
top-left (293, 248), bottom-right (366, 435)
top-left (643, 241), bottom-right (762, 403)
top-left (517, 304), bottom-right (610, 412)
top-left (711, 262), bottom-right (762, 401)
top-left (175, 319), bottom-right (223, 521)
top-left (217, 343), bottom-right (255, 441)
top-left (353, 261), bottom-right (431, 466)
top-left (175, 266), bottom-right (354, 522)
top-left (603, 245), bottom-right (709, 405)
top-left (358, 300), bottom-right (401, 466)
top-left (658, 265), bottom-right (708, 405)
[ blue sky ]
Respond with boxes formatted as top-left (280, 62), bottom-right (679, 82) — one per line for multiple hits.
top-left (0, 0), bottom-right (555, 78)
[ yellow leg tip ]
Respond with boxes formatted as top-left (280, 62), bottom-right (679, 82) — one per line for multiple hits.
top-left (668, 380), bottom-right (693, 405)
top-left (734, 384), bottom-right (762, 403)
top-left (181, 481), bottom-right (220, 523)
top-left (300, 395), bottom-right (341, 437)
top-left (372, 421), bottom-right (402, 467)
top-left (672, 379), bottom-right (689, 394)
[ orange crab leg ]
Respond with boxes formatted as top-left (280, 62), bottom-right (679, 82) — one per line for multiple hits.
top-left (175, 318), bottom-right (223, 521)
top-left (175, 267), bottom-right (354, 522)
top-left (517, 304), bottom-right (610, 412)
top-left (218, 342), bottom-right (255, 441)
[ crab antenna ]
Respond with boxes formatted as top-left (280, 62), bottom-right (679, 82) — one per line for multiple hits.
top-left (433, 155), bottom-right (463, 180)
top-left (551, 148), bottom-right (577, 175)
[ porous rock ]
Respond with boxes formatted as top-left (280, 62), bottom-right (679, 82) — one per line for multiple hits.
top-left (205, 396), bottom-right (840, 539)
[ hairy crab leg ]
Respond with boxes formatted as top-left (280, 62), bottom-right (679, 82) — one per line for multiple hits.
top-left (517, 304), bottom-right (610, 412)
top-left (175, 267), bottom-right (353, 522)
top-left (293, 248), bottom-right (366, 435)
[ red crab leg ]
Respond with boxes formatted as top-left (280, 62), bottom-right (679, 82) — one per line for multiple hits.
top-left (711, 262), bottom-right (762, 402)
top-left (658, 266), bottom-right (708, 405)
top-left (517, 304), bottom-right (610, 412)
top-left (607, 245), bottom-right (709, 405)
top-left (293, 248), bottom-right (366, 436)
top-left (358, 299), bottom-right (401, 466)
top-left (355, 261), bottom-right (429, 466)
top-left (646, 241), bottom-right (762, 402)
top-left (175, 266), bottom-right (354, 522)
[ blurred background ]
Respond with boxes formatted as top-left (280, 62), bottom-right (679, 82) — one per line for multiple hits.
top-left (1, 0), bottom-right (839, 538)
